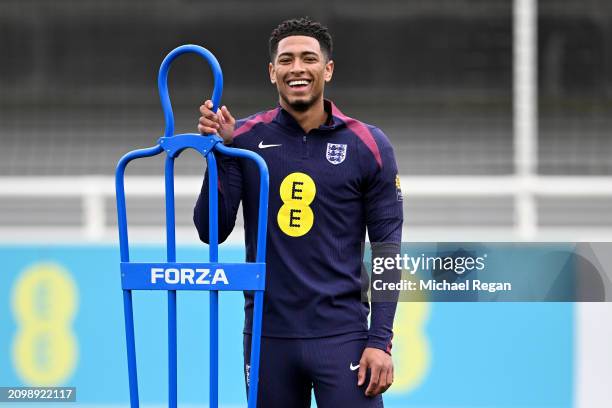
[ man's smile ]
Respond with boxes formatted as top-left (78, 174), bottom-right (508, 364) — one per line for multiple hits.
top-left (287, 78), bottom-right (312, 91)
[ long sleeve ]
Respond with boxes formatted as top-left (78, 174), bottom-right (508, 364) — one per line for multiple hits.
top-left (361, 128), bottom-right (403, 353)
top-left (193, 151), bottom-right (243, 244)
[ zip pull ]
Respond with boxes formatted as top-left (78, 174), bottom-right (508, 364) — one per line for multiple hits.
top-left (301, 134), bottom-right (308, 158)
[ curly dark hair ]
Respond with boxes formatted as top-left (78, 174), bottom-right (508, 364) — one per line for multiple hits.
top-left (269, 17), bottom-right (333, 61)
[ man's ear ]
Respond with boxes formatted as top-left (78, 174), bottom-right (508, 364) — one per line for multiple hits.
top-left (269, 62), bottom-right (276, 84)
top-left (324, 59), bottom-right (334, 82)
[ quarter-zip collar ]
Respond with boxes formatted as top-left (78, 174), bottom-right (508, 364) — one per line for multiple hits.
top-left (274, 99), bottom-right (347, 133)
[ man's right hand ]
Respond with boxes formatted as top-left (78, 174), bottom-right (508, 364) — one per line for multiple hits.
top-left (198, 100), bottom-right (236, 145)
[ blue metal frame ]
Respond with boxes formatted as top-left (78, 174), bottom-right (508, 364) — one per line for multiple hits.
top-left (115, 44), bottom-right (269, 408)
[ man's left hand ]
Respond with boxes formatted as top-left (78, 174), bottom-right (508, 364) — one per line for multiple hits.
top-left (357, 347), bottom-right (394, 397)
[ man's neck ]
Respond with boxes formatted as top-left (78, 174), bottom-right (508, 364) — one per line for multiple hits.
top-left (280, 98), bottom-right (328, 133)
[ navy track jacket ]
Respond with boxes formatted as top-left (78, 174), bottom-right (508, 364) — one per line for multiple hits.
top-left (194, 99), bottom-right (403, 352)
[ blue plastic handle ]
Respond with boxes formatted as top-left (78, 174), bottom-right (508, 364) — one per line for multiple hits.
top-left (158, 44), bottom-right (224, 138)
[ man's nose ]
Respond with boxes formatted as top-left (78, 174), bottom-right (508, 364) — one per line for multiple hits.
top-left (290, 60), bottom-right (305, 73)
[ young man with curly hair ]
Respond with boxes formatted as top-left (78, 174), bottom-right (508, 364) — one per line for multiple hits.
top-left (194, 17), bottom-right (403, 408)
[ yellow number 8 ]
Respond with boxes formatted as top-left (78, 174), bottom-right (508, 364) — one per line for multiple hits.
top-left (11, 262), bottom-right (78, 385)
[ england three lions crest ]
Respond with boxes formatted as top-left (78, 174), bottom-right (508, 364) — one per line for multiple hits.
top-left (326, 143), bottom-right (347, 165)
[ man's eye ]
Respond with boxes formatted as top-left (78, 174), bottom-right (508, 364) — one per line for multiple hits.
top-left (279, 59), bottom-right (291, 64)
top-left (304, 57), bottom-right (317, 63)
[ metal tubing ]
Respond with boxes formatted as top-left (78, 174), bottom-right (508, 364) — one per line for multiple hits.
top-left (158, 45), bottom-right (223, 138)
top-left (116, 144), bottom-right (164, 263)
top-left (215, 143), bottom-right (268, 407)
top-left (117, 45), bottom-right (270, 408)
top-left (122, 290), bottom-right (139, 408)
top-left (116, 144), bottom-right (164, 408)
top-left (165, 156), bottom-right (178, 408)
top-left (207, 152), bottom-right (219, 408)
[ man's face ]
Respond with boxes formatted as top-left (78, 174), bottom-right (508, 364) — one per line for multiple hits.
top-left (269, 35), bottom-right (334, 112)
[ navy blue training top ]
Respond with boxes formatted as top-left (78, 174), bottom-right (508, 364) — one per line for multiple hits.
top-left (193, 99), bottom-right (403, 352)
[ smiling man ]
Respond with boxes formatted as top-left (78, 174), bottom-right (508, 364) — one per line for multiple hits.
top-left (194, 17), bottom-right (403, 408)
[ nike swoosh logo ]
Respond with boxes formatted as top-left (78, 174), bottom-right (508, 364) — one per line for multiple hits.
top-left (350, 363), bottom-right (360, 371)
top-left (258, 141), bottom-right (282, 149)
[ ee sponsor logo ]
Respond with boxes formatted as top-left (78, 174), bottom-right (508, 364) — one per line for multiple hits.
top-left (277, 172), bottom-right (316, 237)
top-left (11, 263), bottom-right (78, 385)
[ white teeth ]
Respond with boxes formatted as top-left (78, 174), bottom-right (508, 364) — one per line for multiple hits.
top-left (289, 80), bottom-right (310, 86)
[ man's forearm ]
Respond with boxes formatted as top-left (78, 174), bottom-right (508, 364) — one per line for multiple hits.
top-left (367, 241), bottom-right (401, 353)
top-left (193, 152), bottom-right (241, 243)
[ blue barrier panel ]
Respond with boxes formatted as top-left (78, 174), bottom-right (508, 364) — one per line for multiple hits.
top-left (121, 262), bottom-right (266, 291)
top-left (0, 244), bottom-right (574, 407)
top-left (115, 44), bottom-right (269, 408)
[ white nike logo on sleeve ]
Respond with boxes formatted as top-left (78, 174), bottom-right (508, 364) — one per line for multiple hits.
top-left (350, 363), bottom-right (360, 371)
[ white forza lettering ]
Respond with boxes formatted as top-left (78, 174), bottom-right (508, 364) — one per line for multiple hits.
top-left (210, 268), bottom-right (229, 285)
top-left (150, 267), bottom-right (228, 285)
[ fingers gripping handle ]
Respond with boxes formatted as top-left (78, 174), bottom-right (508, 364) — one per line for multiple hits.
top-left (158, 44), bottom-right (224, 138)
